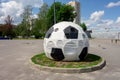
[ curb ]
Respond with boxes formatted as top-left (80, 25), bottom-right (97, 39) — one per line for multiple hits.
top-left (30, 58), bottom-right (106, 73)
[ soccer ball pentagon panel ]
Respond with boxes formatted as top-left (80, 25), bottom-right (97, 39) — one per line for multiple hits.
top-left (44, 21), bottom-right (89, 61)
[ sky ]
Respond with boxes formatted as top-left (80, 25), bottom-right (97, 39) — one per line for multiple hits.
top-left (0, 0), bottom-right (120, 32)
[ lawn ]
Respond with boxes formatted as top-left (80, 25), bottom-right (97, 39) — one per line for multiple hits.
top-left (31, 53), bottom-right (102, 68)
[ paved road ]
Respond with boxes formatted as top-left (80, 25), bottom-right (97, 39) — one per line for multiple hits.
top-left (0, 39), bottom-right (120, 80)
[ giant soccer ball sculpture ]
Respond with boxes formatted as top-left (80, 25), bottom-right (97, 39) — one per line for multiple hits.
top-left (44, 21), bottom-right (89, 61)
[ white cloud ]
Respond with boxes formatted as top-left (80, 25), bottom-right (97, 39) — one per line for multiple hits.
top-left (0, 11), bottom-right (4, 17)
top-left (115, 17), bottom-right (120, 26)
top-left (82, 19), bottom-right (94, 27)
top-left (90, 11), bottom-right (104, 22)
top-left (82, 11), bottom-right (120, 32)
top-left (12, 0), bottom-right (43, 8)
top-left (116, 17), bottom-right (120, 23)
top-left (95, 20), bottom-right (114, 31)
top-left (32, 14), bottom-right (38, 19)
top-left (0, 1), bottom-right (23, 24)
top-left (106, 1), bottom-right (120, 8)
top-left (100, 20), bottom-right (114, 26)
top-left (0, 0), bottom-right (43, 24)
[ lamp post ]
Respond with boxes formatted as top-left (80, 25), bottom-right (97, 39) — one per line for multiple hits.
top-left (118, 32), bottom-right (120, 40)
top-left (54, 0), bottom-right (56, 24)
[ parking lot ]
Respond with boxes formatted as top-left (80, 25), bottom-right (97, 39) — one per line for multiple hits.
top-left (0, 39), bottom-right (120, 80)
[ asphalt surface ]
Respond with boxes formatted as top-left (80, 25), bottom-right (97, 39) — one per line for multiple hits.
top-left (0, 39), bottom-right (120, 80)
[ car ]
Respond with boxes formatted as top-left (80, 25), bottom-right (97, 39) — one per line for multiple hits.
top-left (0, 36), bottom-right (11, 40)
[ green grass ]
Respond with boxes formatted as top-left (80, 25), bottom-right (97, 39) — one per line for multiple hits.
top-left (31, 53), bottom-right (102, 68)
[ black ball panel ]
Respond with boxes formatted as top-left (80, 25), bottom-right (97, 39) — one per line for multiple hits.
top-left (51, 48), bottom-right (65, 61)
top-left (79, 47), bottom-right (88, 60)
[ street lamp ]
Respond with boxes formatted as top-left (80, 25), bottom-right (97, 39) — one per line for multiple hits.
top-left (118, 32), bottom-right (120, 40)
top-left (54, 0), bottom-right (56, 24)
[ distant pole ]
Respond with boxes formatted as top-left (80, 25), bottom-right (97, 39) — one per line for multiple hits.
top-left (54, 0), bottom-right (56, 24)
top-left (118, 32), bottom-right (120, 40)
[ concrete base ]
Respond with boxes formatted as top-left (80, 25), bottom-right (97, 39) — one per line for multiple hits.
top-left (30, 58), bottom-right (106, 73)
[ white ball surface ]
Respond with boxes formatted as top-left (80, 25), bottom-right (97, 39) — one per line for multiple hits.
top-left (44, 21), bottom-right (89, 61)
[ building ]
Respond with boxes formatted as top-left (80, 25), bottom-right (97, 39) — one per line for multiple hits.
top-left (67, 1), bottom-right (80, 24)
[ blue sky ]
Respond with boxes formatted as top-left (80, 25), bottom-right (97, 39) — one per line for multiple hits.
top-left (43, 0), bottom-right (120, 31)
top-left (0, 0), bottom-right (120, 32)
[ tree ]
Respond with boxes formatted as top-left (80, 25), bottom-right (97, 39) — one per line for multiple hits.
top-left (14, 23), bottom-right (27, 37)
top-left (57, 5), bottom-right (75, 22)
top-left (5, 15), bottom-right (13, 26)
top-left (80, 23), bottom-right (87, 31)
top-left (20, 5), bottom-right (32, 37)
top-left (4, 15), bottom-right (14, 38)
top-left (38, 3), bottom-right (49, 33)
top-left (32, 3), bottom-right (49, 38)
top-left (38, 3), bottom-right (48, 20)
top-left (47, 2), bottom-right (76, 28)
top-left (31, 19), bottom-right (42, 39)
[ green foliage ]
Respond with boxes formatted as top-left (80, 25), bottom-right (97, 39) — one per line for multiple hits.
top-left (38, 3), bottom-right (48, 31)
top-left (30, 3), bottom-right (48, 39)
top-left (14, 23), bottom-right (27, 37)
top-left (21, 5), bottom-right (32, 20)
top-left (20, 5), bottom-right (32, 38)
top-left (13, 2), bottom-right (76, 39)
top-left (80, 23), bottom-right (87, 31)
top-left (57, 5), bottom-right (75, 22)
top-left (47, 2), bottom-right (62, 27)
top-left (47, 2), bottom-right (75, 28)
top-left (31, 20), bottom-right (42, 39)
top-left (38, 3), bottom-right (48, 20)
